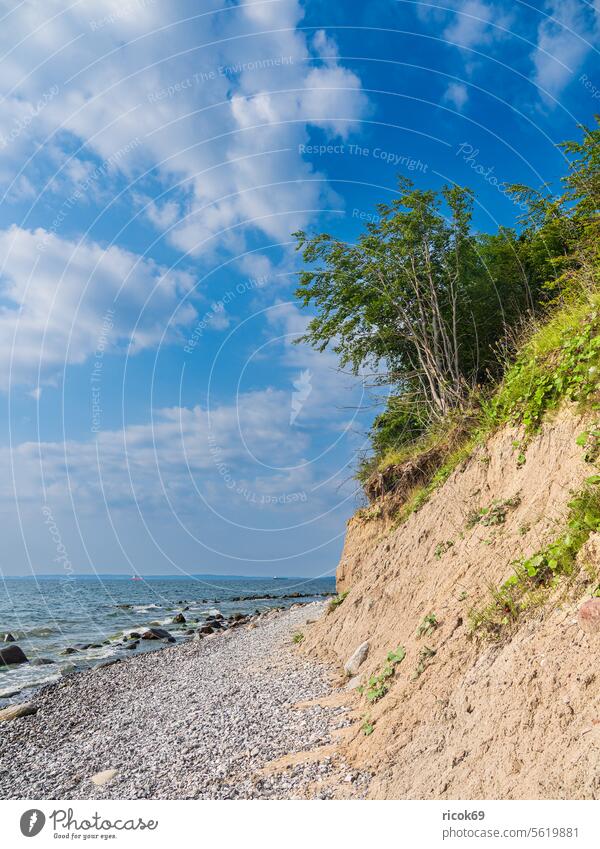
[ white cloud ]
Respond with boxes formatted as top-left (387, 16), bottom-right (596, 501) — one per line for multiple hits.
top-left (0, 1), bottom-right (367, 261)
top-left (532, 0), bottom-right (599, 98)
top-left (444, 81), bottom-right (469, 109)
top-left (4, 389), bottom-right (324, 513)
top-left (444, 0), bottom-right (497, 47)
top-left (0, 225), bottom-right (197, 388)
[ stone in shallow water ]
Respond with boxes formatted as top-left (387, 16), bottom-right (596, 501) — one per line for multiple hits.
top-left (578, 598), bottom-right (600, 635)
top-left (0, 702), bottom-right (37, 722)
top-left (141, 627), bottom-right (175, 642)
top-left (0, 644), bottom-right (28, 666)
top-left (91, 769), bottom-right (118, 786)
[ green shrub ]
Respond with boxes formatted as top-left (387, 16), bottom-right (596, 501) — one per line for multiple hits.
top-left (486, 297), bottom-right (600, 433)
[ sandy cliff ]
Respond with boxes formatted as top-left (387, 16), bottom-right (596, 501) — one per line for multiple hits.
top-left (302, 405), bottom-right (600, 798)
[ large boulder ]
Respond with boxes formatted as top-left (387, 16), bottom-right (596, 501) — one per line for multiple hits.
top-left (0, 644), bottom-right (28, 666)
top-left (0, 702), bottom-right (37, 722)
top-left (141, 627), bottom-right (175, 643)
top-left (344, 641), bottom-right (369, 676)
top-left (578, 598), bottom-right (600, 635)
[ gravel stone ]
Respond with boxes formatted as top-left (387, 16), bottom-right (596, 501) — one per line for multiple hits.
top-left (0, 602), bottom-right (369, 799)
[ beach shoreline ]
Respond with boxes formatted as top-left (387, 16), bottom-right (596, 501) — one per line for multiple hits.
top-left (0, 601), bottom-right (369, 800)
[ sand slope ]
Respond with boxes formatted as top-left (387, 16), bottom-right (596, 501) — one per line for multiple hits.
top-left (302, 405), bottom-right (600, 798)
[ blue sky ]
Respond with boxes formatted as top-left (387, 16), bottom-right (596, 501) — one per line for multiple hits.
top-left (0, 0), bottom-right (598, 576)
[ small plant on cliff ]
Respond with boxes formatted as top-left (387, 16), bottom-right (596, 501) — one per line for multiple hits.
top-left (413, 646), bottom-right (437, 679)
top-left (364, 646), bottom-right (406, 703)
top-left (361, 716), bottom-right (375, 736)
top-left (417, 613), bottom-right (438, 637)
top-left (577, 427), bottom-right (600, 464)
top-left (292, 631), bottom-right (304, 644)
top-left (327, 590), bottom-right (349, 614)
top-left (466, 496), bottom-right (521, 530)
top-left (434, 541), bottom-right (454, 559)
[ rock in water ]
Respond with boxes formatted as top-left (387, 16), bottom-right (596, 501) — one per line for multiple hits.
top-left (0, 703), bottom-right (37, 722)
top-left (141, 627), bottom-right (175, 642)
top-left (0, 644), bottom-right (29, 666)
top-left (172, 613), bottom-right (186, 624)
top-left (91, 769), bottom-right (118, 786)
top-left (344, 641), bottom-right (369, 676)
top-left (578, 598), bottom-right (600, 635)
top-left (3, 633), bottom-right (15, 643)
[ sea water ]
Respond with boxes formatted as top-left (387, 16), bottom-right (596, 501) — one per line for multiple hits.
top-left (0, 573), bottom-right (335, 705)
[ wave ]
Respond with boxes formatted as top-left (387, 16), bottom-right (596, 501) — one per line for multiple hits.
top-left (11, 626), bottom-right (57, 638)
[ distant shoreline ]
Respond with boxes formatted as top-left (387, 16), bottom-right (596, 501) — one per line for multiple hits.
top-left (1, 573), bottom-right (337, 581)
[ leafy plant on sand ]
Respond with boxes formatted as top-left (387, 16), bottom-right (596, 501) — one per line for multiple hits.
top-left (413, 646), bottom-right (437, 679)
top-left (416, 613), bottom-right (438, 637)
top-left (292, 632), bottom-right (305, 644)
top-left (466, 496), bottom-right (522, 530)
top-left (576, 427), bottom-right (600, 464)
top-left (362, 716), bottom-right (375, 736)
top-left (469, 483), bottom-right (600, 638)
top-left (327, 591), bottom-right (349, 614)
top-left (360, 647), bottom-right (406, 704)
top-left (434, 541), bottom-right (454, 559)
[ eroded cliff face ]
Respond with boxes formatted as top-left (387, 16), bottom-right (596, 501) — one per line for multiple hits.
top-left (302, 406), bottom-right (600, 799)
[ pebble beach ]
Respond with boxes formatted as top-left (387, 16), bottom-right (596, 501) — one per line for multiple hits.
top-left (0, 602), bottom-right (370, 800)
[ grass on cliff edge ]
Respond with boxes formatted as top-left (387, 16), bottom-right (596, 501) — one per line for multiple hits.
top-left (362, 286), bottom-right (600, 525)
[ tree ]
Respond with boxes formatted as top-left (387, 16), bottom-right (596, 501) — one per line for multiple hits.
top-left (294, 179), bottom-right (536, 423)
